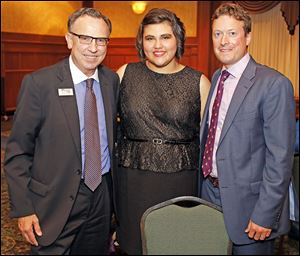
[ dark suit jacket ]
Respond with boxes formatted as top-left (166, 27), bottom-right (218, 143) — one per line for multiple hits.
top-left (199, 56), bottom-right (296, 244)
top-left (4, 58), bottom-right (119, 246)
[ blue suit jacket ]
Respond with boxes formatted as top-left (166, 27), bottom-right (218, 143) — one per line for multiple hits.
top-left (199, 56), bottom-right (296, 244)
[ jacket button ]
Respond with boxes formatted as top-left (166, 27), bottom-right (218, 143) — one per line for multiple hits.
top-left (70, 195), bottom-right (74, 201)
top-left (76, 169), bottom-right (81, 175)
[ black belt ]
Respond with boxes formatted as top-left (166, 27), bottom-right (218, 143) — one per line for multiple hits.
top-left (207, 175), bottom-right (219, 188)
top-left (124, 137), bottom-right (195, 145)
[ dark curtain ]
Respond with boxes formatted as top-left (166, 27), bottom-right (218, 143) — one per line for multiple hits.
top-left (82, 1), bottom-right (93, 8)
top-left (280, 1), bottom-right (299, 35)
top-left (233, 1), bottom-right (280, 13)
top-left (233, 1), bottom-right (299, 35)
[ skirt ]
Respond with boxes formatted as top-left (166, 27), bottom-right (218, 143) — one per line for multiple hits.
top-left (115, 166), bottom-right (197, 255)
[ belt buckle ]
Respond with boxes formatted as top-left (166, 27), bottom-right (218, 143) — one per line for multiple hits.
top-left (212, 178), bottom-right (219, 188)
top-left (153, 138), bottom-right (163, 144)
top-left (208, 176), bottom-right (219, 188)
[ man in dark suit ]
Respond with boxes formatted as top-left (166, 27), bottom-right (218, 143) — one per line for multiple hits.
top-left (4, 8), bottom-right (119, 254)
top-left (199, 3), bottom-right (296, 255)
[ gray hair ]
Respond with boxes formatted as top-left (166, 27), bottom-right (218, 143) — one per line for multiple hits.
top-left (67, 8), bottom-right (112, 34)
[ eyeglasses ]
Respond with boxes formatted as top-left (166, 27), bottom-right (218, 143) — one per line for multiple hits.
top-left (69, 31), bottom-right (109, 46)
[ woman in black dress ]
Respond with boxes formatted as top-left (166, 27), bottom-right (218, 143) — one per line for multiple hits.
top-left (115, 8), bottom-right (210, 254)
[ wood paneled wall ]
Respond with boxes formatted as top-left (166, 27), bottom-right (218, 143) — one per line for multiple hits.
top-left (103, 37), bottom-right (200, 71)
top-left (2, 1), bottom-right (298, 118)
top-left (1, 37), bottom-right (211, 115)
top-left (1, 33), bottom-right (69, 113)
top-left (1, 32), bottom-right (207, 113)
top-left (1, 2), bottom-right (214, 114)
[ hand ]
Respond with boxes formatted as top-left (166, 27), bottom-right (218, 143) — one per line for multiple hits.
top-left (18, 214), bottom-right (42, 246)
top-left (245, 219), bottom-right (272, 241)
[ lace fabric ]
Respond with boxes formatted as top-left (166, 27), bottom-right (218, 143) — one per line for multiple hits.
top-left (118, 62), bottom-right (202, 173)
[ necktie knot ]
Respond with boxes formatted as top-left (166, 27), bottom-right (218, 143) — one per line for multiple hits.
top-left (86, 78), bottom-right (94, 90)
top-left (220, 70), bottom-right (230, 82)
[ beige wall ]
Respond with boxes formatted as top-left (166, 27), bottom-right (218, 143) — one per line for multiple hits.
top-left (1, 1), bottom-right (81, 36)
top-left (1, 1), bottom-right (197, 37)
top-left (94, 1), bottom-right (197, 37)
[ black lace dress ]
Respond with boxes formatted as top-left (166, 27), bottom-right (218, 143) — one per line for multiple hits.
top-left (115, 62), bottom-right (202, 254)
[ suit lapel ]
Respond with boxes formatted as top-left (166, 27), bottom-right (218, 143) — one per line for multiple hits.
top-left (218, 59), bottom-right (256, 146)
top-left (98, 67), bottom-right (113, 155)
top-left (56, 59), bottom-right (81, 162)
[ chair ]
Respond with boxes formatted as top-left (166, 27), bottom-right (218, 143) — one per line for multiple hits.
top-left (289, 153), bottom-right (299, 237)
top-left (292, 154), bottom-right (299, 200)
top-left (140, 196), bottom-right (231, 255)
top-left (276, 153), bottom-right (299, 254)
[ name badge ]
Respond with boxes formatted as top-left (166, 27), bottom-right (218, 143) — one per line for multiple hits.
top-left (58, 88), bottom-right (74, 96)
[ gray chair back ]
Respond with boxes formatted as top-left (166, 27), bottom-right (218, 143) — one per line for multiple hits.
top-left (140, 196), bottom-right (231, 255)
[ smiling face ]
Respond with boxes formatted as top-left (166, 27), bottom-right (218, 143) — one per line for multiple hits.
top-left (212, 15), bottom-right (251, 68)
top-left (142, 21), bottom-right (178, 73)
top-left (65, 15), bottom-right (110, 76)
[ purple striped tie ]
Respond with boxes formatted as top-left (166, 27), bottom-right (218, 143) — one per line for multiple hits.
top-left (84, 78), bottom-right (102, 191)
top-left (202, 70), bottom-right (230, 177)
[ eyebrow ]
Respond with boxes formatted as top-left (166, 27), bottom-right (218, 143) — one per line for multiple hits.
top-left (144, 33), bottom-right (173, 38)
top-left (69, 31), bottom-right (109, 40)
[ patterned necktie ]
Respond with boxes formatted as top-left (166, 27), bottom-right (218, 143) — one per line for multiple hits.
top-left (202, 70), bottom-right (230, 177)
top-left (84, 78), bottom-right (102, 191)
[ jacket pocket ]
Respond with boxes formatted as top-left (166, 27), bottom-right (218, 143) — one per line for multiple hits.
top-left (28, 178), bottom-right (49, 197)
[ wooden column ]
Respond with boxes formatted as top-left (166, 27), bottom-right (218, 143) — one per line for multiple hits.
top-left (196, 1), bottom-right (211, 77)
top-left (82, 1), bottom-right (93, 8)
top-left (208, 1), bottom-right (223, 78)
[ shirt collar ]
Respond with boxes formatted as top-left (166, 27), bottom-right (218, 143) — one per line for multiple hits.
top-left (69, 55), bottom-right (99, 84)
top-left (222, 53), bottom-right (250, 78)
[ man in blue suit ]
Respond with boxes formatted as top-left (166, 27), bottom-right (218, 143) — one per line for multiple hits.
top-left (199, 3), bottom-right (296, 255)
